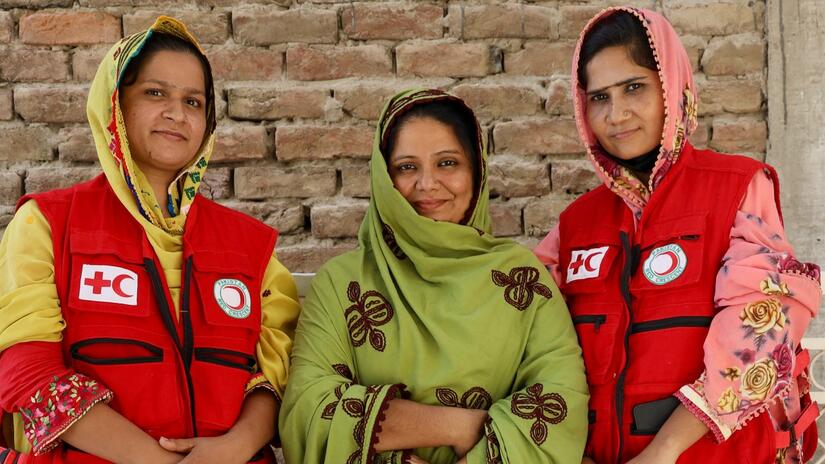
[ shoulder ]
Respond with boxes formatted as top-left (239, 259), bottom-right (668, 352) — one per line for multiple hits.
top-left (685, 146), bottom-right (766, 176)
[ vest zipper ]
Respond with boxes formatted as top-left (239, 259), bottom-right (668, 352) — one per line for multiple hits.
top-left (615, 231), bottom-right (640, 464)
top-left (144, 258), bottom-right (198, 436)
top-left (572, 314), bottom-right (607, 332)
top-left (181, 256), bottom-right (198, 436)
top-left (630, 316), bottom-right (712, 334)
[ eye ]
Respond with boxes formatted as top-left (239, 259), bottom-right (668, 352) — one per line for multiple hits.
top-left (186, 98), bottom-right (202, 108)
top-left (626, 82), bottom-right (644, 92)
top-left (590, 93), bottom-right (608, 103)
top-left (146, 89), bottom-right (163, 97)
top-left (395, 162), bottom-right (415, 172)
top-left (438, 158), bottom-right (458, 167)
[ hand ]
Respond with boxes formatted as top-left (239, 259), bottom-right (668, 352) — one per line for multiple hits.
top-left (406, 455), bottom-right (430, 464)
top-left (582, 457), bottom-right (597, 464)
top-left (159, 435), bottom-right (251, 464)
top-left (450, 408), bottom-right (487, 458)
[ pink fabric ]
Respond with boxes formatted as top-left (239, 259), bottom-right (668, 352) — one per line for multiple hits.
top-left (534, 225), bottom-right (562, 286)
top-left (572, 7), bottom-right (698, 210)
top-left (676, 171), bottom-right (821, 456)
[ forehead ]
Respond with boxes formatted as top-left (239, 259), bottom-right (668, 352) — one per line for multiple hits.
top-left (389, 117), bottom-right (467, 158)
top-left (584, 45), bottom-right (659, 90)
top-left (132, 49), bottom-right (205, 91)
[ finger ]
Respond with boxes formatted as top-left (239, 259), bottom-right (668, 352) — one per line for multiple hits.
top-left (159, 436), bottom-right (197, 453)
top-left (406, 455), bottom-right (430, 464)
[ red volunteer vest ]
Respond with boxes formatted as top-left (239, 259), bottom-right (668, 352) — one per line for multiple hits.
top-left (558, 144), bottom-right (815, 463)
top-left (18, 174), bottom-right (277, 464)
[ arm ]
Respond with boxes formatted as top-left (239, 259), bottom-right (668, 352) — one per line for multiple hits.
top-left (669, 171), bottom-right (821, 450)
top-left (533, 224), bottom-right (564, 286)
top-left (625, 405), bottom-right (708, 463)
top-left (375, 399), bottom-right (486, 455)
top-left (463, 262), bottom-right (589, 463)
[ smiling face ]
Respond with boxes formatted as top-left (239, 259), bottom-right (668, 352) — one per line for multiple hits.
top-left (120, 49), bottom-right (207, 183)
top-left (584, 45), bottom-right (665, 160)
top-left (388, 117), bottom-right (475, 224)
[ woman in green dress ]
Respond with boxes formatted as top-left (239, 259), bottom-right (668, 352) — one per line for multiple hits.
top-left (279, 89), bottom-right (588, 463)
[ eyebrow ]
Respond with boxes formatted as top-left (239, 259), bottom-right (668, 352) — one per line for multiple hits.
top-left (586, 76), bottom-right (647, 96)
top-left (142, 78), bottom-right (205, 96)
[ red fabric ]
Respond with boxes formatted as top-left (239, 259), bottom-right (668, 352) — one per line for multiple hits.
top-left (0, 343), bottom-right (72, 414)
top-left (557, 144), bottom-right (779, 463)
top-left (13, 175), bottom-right (278, 462)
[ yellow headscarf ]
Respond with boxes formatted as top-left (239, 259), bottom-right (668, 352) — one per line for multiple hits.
top-left (87, 16), bottom-right (216, 234)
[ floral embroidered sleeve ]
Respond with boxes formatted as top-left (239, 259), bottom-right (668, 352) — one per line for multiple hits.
top-left (676, 170), bottom-right (822, 443)
top-left (463, 267), bottom-right (589, 463)
top-left (0, 342), bottom-right (112, 455)
top-left (278, 268), bottom-right (406, 464)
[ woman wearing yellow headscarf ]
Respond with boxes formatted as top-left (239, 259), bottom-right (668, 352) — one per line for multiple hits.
top-left (0, 17), bottom-right (298, 463)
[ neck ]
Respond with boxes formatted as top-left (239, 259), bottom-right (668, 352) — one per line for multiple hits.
top-left (140, 166), bottom-right (176, 219)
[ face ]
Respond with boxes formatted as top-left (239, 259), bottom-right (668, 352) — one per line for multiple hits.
top-left (388, 117), bottom-right (475, 224)
top-left (584, 45), bottom-right (665, 160)
top-left (120, 49), bottom-right (207, 182)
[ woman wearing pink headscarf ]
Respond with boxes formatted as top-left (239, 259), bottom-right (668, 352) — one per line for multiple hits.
top-left (535, 6), bottom-right (821, 463)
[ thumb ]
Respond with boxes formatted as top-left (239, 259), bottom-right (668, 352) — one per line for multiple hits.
top-left (159, 436), bottom-right (197, 453)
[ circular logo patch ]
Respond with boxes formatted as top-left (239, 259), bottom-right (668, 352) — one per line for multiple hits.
top-left (213, 279), bottom-right (251, 319)
top-left (642, 244), bottom-right (687, 286)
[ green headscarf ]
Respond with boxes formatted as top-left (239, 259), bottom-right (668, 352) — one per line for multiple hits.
top-left (280, 89), bottom-right (588, 463)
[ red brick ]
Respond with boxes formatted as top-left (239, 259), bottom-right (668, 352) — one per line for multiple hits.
top-left (342, 3), bottom-right (443, 40)
top-left (494, 119), bottom-right (581, 156)
top-left (664, 2), bottom-right (756, 35)
top-left (123, 11), bottom-right (230, 45)
top-left (545, 78), bottom-right (573, 116)
top-left (558, 5), bottom-right (604, 39)
top-left (25, 166), bottom-right (98, 193)
top-left (58, 127), bottom-right (97, 162)
top-left (211, 125), bottom-right (270, 163)
top-left (551, 160), bottom-right (599, 194)
top-left (697, 77), bottom-right (763, 116)
top-left (233, 7), bottom-right (337, 45)
top-left (20, 12), bottom-right (120, 46)
top-left (688, 118), bottom-right (710, 149)
top-left (0, 12), bottom-right (12, 44)
top-left (448, 4), bottom-right (555, 39)
top-left (14, 86), bottom-right (88, 123)
top-left (235, 166), bottom-right (336, 199)
top-left (276, 125), bottom-right (373, 161)
top-left (505, 42), bottom-right (574, 76)
top-left (488, 156), bottom-right (550, 198)
top-left (710, 117), bottom-right (767, 154)
top-left (0, 171), bottom-right (22, 205)
top-left (277, 241), bottom-right (358, 273)
top-left (227, 86), bottom-right (331, 120)
top-left (199, 0), bottom-right (291, 6)
top-left (0, 48), bottom-right (69, 82)
top-left (72, 46), bottom-right (108, 82)
top-left (341, 163), bottom-right (370, 198)
top-left (490, 200), bottom-right (523, 236)
top-left (0, 126), bottom-right (55, 162)
top-left (701, 33), bottom-right (764, 76)
top-left (198, 166), bottom-right (231, 200)
top-left (680, 35), bottom-right (706, 71)
top-left (333, 79), bottom-right (452, 121)
top-left (207, 46), bottom-right (283, 81)
top-left (450, 83), bottom-right (542, 121)
top-left (265, 206), bottom-right (305, 235)
top-left (0, 88), bottom-right (12, 121)
top-left (311, 200), bottom-right (369, 238)
top-left (218, 200), bottom-right (305, 235)
top-left (2, 0), bottom-right (72, 6)
top-left (397, 42), bottom-right (494, 78)
top-left (287, 45), bottom-right (392, 81)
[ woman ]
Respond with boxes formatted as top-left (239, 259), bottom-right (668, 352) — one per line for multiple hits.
top-left (535, 7), bottom-right (821, 464)
top-left (279, 89), bottom-right (588, 463)
top-left (0, 17), bottom-right (299, 463)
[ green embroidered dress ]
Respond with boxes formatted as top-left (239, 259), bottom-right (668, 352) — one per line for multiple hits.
top-left (279, 90), bottom-right (588, 463)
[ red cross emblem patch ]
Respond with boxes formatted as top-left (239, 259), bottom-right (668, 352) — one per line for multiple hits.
top-left (566, 246), bottom-right (609, 283)
top-left (78, 264), bottom-right (138, 306)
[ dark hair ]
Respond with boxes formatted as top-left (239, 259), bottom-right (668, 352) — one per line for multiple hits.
top-left (120, 31), bottom-right (214, 129)
top-left (384, 99), bottom-right (481, 189)
top-left (577, 11), bottom-right (658, 88)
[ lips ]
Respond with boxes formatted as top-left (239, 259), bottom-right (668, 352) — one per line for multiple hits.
top-left (609, 128), bottom-right (640, 140)
top-left (413, 199), bottom-right (448, 212)
top-left (153, 129), bottom-right (187, 141)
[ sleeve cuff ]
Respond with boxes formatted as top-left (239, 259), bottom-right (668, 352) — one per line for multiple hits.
top-left (19, 372), bottom-right (113, 455)
top-left (675, 384), bottom-right (731, 443)
top-left (359, 383), bottom-right (407, 464)
top-left (244, 372), bottom-right (282, 405)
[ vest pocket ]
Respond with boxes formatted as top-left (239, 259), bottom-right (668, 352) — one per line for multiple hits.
top-left (190, 346), bottom-right (254, 431)
top-left (191, 251), bottom-right (260, 331)
top-left (626, 316), bottom-right (712, 385)
top-left (634, 213), bottom-right (706, 292)
top-left (68, 334), bottom-right (182, 431)
top-left (572, 310), bottom-right (620, 385)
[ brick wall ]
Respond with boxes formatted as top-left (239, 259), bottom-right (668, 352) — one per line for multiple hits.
top-left (0, 0), bottom-right (767, 272)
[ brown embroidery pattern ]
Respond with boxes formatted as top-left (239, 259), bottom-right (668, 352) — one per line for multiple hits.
top-left (333, 363), bottom-right (355, 381)
top-left (345, 282), bottom-right (394, 352)
top-left (382, 223), bottom-right (407, 260)
top-left (492, 267), bottom-right (553, 311)
top-left (346, 385), bottom-right (397, 464)
top-left (484, 417), bottom-right (502, 464)
top-left (435, 387), bottom-right (493, 410)
top-left (510, 384), bottom-right (567, 446)
top-left (321, 384), bottom-right (348, 420)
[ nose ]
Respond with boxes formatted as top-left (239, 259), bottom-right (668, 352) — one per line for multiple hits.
top-left (607, 97), bottom-right (631, 124)
top-left (415, 166), bottom-right (438, 192)
top-left (162, 100), bottom-right (185, 122)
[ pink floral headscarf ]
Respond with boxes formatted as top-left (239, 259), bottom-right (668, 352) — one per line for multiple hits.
top-left (572, 7), bottom-right (699, 209)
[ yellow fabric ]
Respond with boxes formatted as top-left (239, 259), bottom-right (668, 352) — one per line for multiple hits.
top-left (0, 15), bottom-right (298, 451)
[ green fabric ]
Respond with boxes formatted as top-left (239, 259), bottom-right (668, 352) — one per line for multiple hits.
top-left (279, 89), bottom-right (588, 463)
